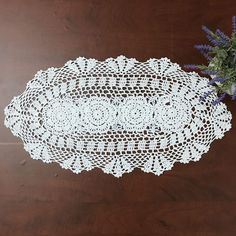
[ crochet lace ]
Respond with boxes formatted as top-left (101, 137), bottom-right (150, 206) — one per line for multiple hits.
top-left (4, 56), bottom-right (232, 177)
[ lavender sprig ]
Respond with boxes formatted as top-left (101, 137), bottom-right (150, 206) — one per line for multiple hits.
top-left (206, 35), bottom-right (226, 47)
top-left (202, 25), bottom-right (214, 37)
top-left (202, 53), bottom-right (213, 61)
top-left (201, 26), bottom-right (227, 46)
top-left (184, 64), bottom-right (199, 70)
top-left (201, 69), bottom-right (217, 76)
top-left (216, 29), bottom-right (230, 40)
top-left (208, 77), bottom-right (226, 85)
top-left (194, 44), bottom-right (213, 61)
top-left (187, 17), bottom-right (236, 105)
top-left (215, 29), bottom-right (230, 46)
top-left (201, 25), bottom-right (222, 46)
top-left (194, 44), bottom-right (213, 53)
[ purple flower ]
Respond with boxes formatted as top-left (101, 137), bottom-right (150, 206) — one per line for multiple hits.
top-left (201, 70), bottom-right (217, 76)
top-left (215, 29), bottom-right (230, 46)
top-left (202, 25), bottom-right (228, 46)
top-left (194, 44), bottom-right (212, 52)
top-left (194, 45), bottom-right (213, 61)
top-left (208, 77), bottom-right (226, 85)
top-left (202, 53), bottom-right (212, 61)
top-left (184, 64), bottom-right (199, 70)
top-left (202, 25), bottom-right (214, 36)
top-left (216, 29), bottom-right (230, 41)
top-left (212, 93), bottom-right (226, 105)
top-left (232, 16), bottom-right (236, 33)
top-left (206, 35), bottom-right (225, 47)
top-left (201, 25), bottom-right (220, 45)
top-left (194, 44), bottom-right (213, 52)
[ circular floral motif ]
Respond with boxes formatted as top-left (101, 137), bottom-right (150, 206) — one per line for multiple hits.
top-left (154, 95), bottom-right (191, 132)
top-left (81, 97), bottom-right (116, 133)
top-left (42, 99), bottom-right (79, 134)
top-left (118, 97), bottom-right (153, 131)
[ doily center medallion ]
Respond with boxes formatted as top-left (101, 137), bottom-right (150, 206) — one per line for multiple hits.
top-left (42, 98), bottom-right (79, 134)
top-left (4, 56), bottom-right (232, 177)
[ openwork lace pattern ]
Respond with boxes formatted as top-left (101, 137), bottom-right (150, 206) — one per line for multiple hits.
top-left (4, 56), bottom-right (232, 177)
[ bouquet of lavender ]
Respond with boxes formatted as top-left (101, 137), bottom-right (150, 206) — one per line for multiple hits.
top-left (185, 16), bottom-right (236, 105)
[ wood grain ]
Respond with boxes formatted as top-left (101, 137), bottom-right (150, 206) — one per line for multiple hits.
top-left (0, 0), bottom-right (236, 235)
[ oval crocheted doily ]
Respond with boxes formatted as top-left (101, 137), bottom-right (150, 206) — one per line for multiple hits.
top-left (4, 56), bottom-right (232, 177)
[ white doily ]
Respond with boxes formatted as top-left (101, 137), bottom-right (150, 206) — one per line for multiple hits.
top-left (4, 56), bottom-right (232, 177)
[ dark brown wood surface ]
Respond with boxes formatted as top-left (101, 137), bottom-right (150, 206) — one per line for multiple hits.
top-left (1, 0), bottom-right (236, 235)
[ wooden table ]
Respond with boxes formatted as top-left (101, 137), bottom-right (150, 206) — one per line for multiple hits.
top-left (0, 0), bottom-right (236, 235)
